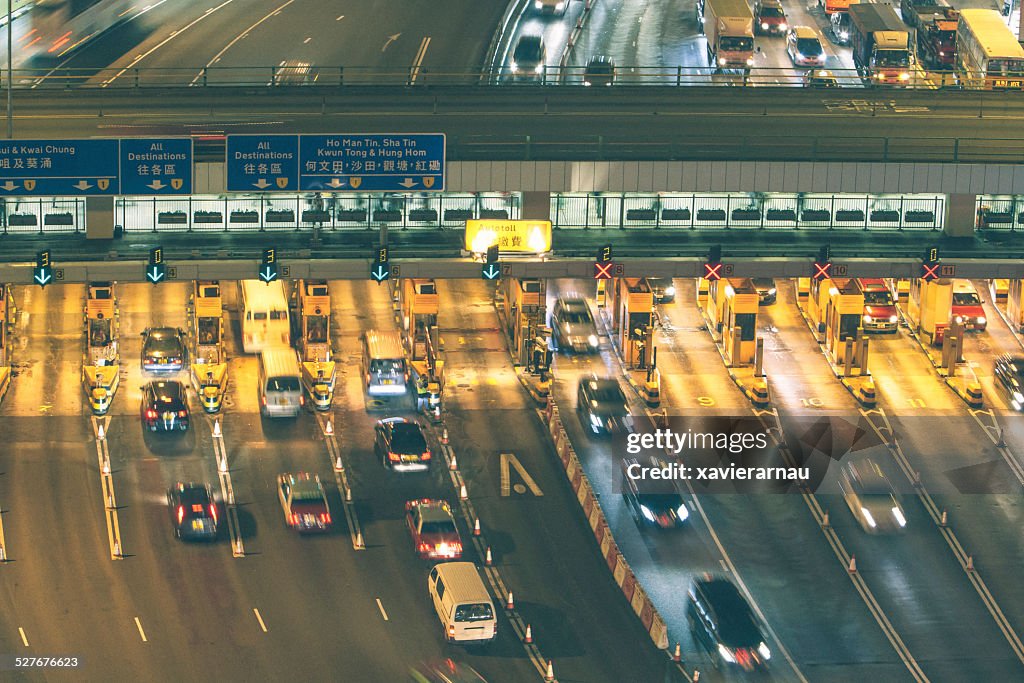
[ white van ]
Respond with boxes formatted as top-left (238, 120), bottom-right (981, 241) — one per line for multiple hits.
top-left (362, 329), bottom-right (408, 396)
top-left (258, 346), bottom-right (304, 417)
top-left (428, 562), bottom-right (497, 644)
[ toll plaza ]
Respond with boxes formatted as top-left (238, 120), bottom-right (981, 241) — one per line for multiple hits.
top-left (1003, 279), bottom-right (1024, 333)
top-left (188, 280), bottom-right (228, 413)
top-left (604, 277), bottom-right (659, 405)
top-left (294, 279), bottom-right (335, 411)
top-left (495, 276), bottom-right (551, 402)
top-left (81, 281), bottom-right (119, 415)
top-left (796, 277), bottom-right (876, 406)
top-left (0, 284), bottom-right (13, 403)
top-left (903, 278), bottom-right (983, 407)
top-left (398, 278), bottom-right (444, 418)
top-left (699, 278), bottom-right (769, 407)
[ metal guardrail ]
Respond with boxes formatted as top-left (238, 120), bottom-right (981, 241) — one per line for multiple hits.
top-left (3, 64), bottom-right (1001, 90)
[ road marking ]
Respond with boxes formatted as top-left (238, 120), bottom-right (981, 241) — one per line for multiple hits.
top-left (376, 598), bottom-right (389, 621)
top-left (134, 617), bottom-right (147, 642)
top-left (18, 627), bottom-right (28, 647)
top-left (409, 36), bottom-right (431, 84)
top-left (253, 608), bottom-right (268, 633)
top-left (381, 32), bottom-right (401, 52)
top-left (499, 453), bottom-right (543, 497)
top-left (189, 0), bottom-right (298, 85)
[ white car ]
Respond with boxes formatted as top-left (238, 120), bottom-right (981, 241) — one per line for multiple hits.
top-left (839, 460), bottom-right (907, 534)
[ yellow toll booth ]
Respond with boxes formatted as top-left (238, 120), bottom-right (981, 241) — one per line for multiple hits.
top-left (823, 279), bottom-right (866, 370)
top-left (806, 277), bottom-right (836, 335)
top-left (696, 277), bottom-right (711, 311)
top-left (795, 277), bottom-right (811, 306)
top-left (82, 282), bottom-right (119, 415)
top-left (502, 277), bottom-right (548, 368)
top-left (401, 279), bottom-right (439, 360)
top-left (609, 278), bottom-right (654, 368)
top-left (907, 278), bottom-right (953, 346)
top-left (295, 279), bottom-right (335, 411)
top-left (0, 284), bottom-right (12, 403)
top-left (190, 280), bottom-right (229, 413)
top-left (1006, 280), bottom-right (1024, 333)
top-left (717, 279), bottom-right (759, 366)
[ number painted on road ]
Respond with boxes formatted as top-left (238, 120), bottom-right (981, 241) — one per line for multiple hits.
top-left (697, 396), bottom-right (715, 407)
top-left (906, 398), bottom-right (926, 408)
top-left (800, 397), bottom-right (824, 408)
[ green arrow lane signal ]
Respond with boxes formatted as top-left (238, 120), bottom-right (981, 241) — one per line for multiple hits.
top-left (481, 263), bottom-right (501, 280)
top-left (34, 250), bottom-right (52, 288)
top-left (371, 262), bottom-right (390, 282)
top-left (146, 263), bottom-right (166, 283)
top-left (259, 263), bottom-right (279, 283)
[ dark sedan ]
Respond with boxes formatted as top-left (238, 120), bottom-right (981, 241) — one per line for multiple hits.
top-left (167, 482), bottom-right (218, 540)
top-left (621, 458), bottom-right (689, 528)
top-left (141, 380), bottom-right (190, 432)
top-left (577, 376), bottom-right (632, 434)
top-left (142, 327), bottom-right (186, 372)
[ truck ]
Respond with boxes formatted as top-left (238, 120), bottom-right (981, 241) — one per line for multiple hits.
top-left (849, 2), bottom-right (914, 84)
top-left (916, 8), bottom-right (958, 69)
top-left (698, 0), bottom-right (755, 73)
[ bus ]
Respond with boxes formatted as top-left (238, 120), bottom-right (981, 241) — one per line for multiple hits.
top-left (956, 8), bottom-right (1024, 90)
top-left (240, 280), bottom-right (291, 354)
top-left (21, 0), bottom-right (132, 62)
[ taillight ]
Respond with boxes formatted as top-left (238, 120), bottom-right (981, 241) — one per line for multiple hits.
top-left (421, 449), bottom-right (431, 461)
top-left (209, 504), bottom-right (218, 523)
top-left (319, 513), bottom-right (331, 524)
top-left (419, 542), bottom-right (431, 553)
top-left (299, 395), bottom-right (305, 406)
top-left (447, 625), bottom-right (455, 638)
top-left (146, 409), bottom-right (158, 419)
top-left (178, 410), bottom-right (187, 418)
top-left (261, 395), bottom-right (267, 406)
top-left (388, 452), bottom-right (400, 462)
top-left (452, 542), bottom-right (462, 553)
top-left (177, 506), bottom-right (184, 524)
top-left (290, 513), bottom-right (299, 525)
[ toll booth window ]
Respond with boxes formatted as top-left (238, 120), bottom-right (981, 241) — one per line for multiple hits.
top-left (307, 316), bottom-right (328, 343)
top-left (253, 312), bottom-right (267, 321)
top-left (735, 313), bottom-right (756, 342)
top-left (370, 359), bottom-right (404, 373)
top-left (839, 314), bottom-right (860, 341)
top-left (201, 286), bottom-right (219, 298)
top-left (90, 319), bottom-right (111, 347)
top-left (628, 313), bottom-right (649, 339)
top-left (419, 283), bottom-right (436, 294)
top-left (198, 318), bottom-right (219, 345)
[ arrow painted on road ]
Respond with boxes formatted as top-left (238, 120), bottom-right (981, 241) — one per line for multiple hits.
top-left (259, 265), bottom-right (278, 282)
top-left (34, 270), bottom-right (51, 286)
top-left (147, 180), bottom-right (167, 191)
top-left (381, 32), bottom-right (401, 52)
top-left (371, 264), bottom-right (389, 282)
top-left (252, 179), bottom-right (271, 189)
top-left (482, 264), bottom-right (500, 280)
top-left (146, 266), bottom-right (165, 283)
top-left (398, 178), bottom-right (417, 188)
top-left (326, 178), bottom-right (346, 188)
top-left (73, 180), bottom-right (93, 191)
top-left (0, 180), bottom-right (18, 191)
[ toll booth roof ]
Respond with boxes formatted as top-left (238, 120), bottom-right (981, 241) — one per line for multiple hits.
top-left (726, 278), bottom-right (757, 293)
top-left (624, 278), bottom-right (651, 293)
top-left (831, 278), bottom-right (860, 294)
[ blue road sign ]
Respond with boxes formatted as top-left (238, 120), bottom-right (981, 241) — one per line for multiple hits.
top-left (121, 138), bottom-right (193, 195)
top-left (0, 139), bottom-right (119, 196)
top-left (226, 135), bottom-right (299, 192)
top-left (299, 134), bottom-right (445, 192)
top-left (481, 264), bottom-right (501, 281)
top-left (370, 262), bottom-right (390, 282)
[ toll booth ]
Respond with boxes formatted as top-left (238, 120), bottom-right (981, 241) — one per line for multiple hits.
top-left (0, 284), bottom-right (12, 403)
top-left (716, 279), bottom-right (759, 366)
top-left (823, 279), bottom-right (869, 374)
top-left (888, 278), bottom-right (910, 306)
top-left (82, 282), bottom-right (119, 415)
top-left (189, 280), bottom-right (229, 413)
top-left (696, 277), bottom-right (711, 311)
top-left (501, 277), bottom-right (548, 368)
top-left (795, 277), bottom-right (811, 307)
top-left (806, 277), bottom-right (837, 335)
top-left (401, 279), bottom-right (439, 360)
top-left (1006, 280), bottom-right (1024, 333)
top-left (608, 278), bottom-right (654, 368)
top-left (295, 279), bottom-right (335, 411)
top-left (907, 278), bottom-right (953, 346)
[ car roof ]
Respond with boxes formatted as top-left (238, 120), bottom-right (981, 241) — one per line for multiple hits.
top-left (172, 482), bottom-right (211, 503)
top-left (149, 380), bottom-right (184, 395)
top-left (694, 577), bottom-right (762, 643)
top-left (558, 296), bottom-right (588, 309)
top-left (584, 377), bottom-right (621, 393)
top-left (792, 26), bottom-right (818, 38)
top-left (147, 327), bottom-right (178, 336)
top-left (587, 55), bottom-right (614, 66)
top-left (414, 500), bottom-right (455, 523)
top-left (848, 461), bottom-right (894, 494)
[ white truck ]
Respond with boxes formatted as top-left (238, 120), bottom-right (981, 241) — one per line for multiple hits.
top-left (698, 0), bottom-right (755, 73)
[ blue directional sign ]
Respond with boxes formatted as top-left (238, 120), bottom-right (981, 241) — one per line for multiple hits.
top-left (226, 135), bottom-right (299, 192)
top-left (299, 134), bottom-right (445, 192)
top-left (121, 138), bottom-right (193, 195)
top-left (34, 250), bottom-right (53, 288)
top-left (0, 139), bottom-right (119, 196)
top-left (371, 246), bottom-right (390, 283)
top-left (147, 247), bottom-right (166, 284)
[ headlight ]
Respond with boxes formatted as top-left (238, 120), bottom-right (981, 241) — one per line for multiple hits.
top-left (664, 286), bottom-right (675, 296)
top-left (535, 0), bottom-right (543, 7)
top-left (899, 72), bottom-right (910, 81)
top-left (761, 22), bottom-right (769, 30)
top-left (863, 315), bottom-right (872, 323)
top-left (534, 63), bottom-right (544, 74)
top-left (861, 507), bottom-right (877, 528)
top-left (639, 505), bottom-right (656, 522)
top-left (719, 57), bottom-right (727, 66)
top-left (758, 641), bottom-right (772, 660)
top-left (954, 315), bottom-right (963, 324)
top-left (779, 23), bottom-right (788, 31)
top-left (510, 61), bottom-right (519, 73)
top-left (746, 57), bottom-right (754, 66)
top-left (889, 314), bottom-right (898, 323)
top-left (588, 334), bottom-right (599, 347)
top-left (1014, 391), bottom-right (1023, 402)
top-left (839, 31), bottom-right (848, 40)
top-left (590, 412), bottom-right (601, 426)
top-left (978, 316), bottom-right (986, 325)
top-left (939, 51), bottom-right (945, 56)
top-left (768, 288), bottom-right (776, 295)
top-left (892, 506), bottom-right (907, 528)
top-left (717, 644), bottom-right (736, 663)
top-left (676, 503), bottom-right (690, 521)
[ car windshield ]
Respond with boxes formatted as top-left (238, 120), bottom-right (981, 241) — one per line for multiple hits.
top-left (953, 292), bottom-right (981, 306)
top-left (637, 493), bottom-right (684, 509)
top-left (454, 603), bottom-right (494, 622)
top-left (421, 521), bottom-right (457, 535)
top-left (588, 63), bottom-right (613, 74)
top-left (514, 40), bottom-right (542, 63)
top-left (752, 278), bottom-right (774, 289)
top-left (147, 336), bottom-right (180, 354)
top-left (874, 50), bottom-right (909, 68)
top-left (178, 489), bottom-right (210, 507)
top-left (267, 376), bottom-right (300, 392)
top-left (392, 424), bottom-right (427, 453)
top-left (797, 38), bottom-right (822, 56)
top-left (560, 308), bottom-right (592, 324)
top-left (863, 291), bottom-right (892, 305)
top-left (721, 36), bottom-right (753, 52)
top-left (590, 382), bottom-right (625, 404)
top-left (1007, 359), bottom-right (1024, 377)
top-left (760, 7), bottom-right (785, 16)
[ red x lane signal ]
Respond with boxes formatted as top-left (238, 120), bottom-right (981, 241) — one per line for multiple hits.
top-left (704, 261), bottom-right (723, 281)
top-left (594, 261), bottom-right (614, 280)
top-left (921, 261), bottom-right (940, 282)
top-left (812, 261), bottom-right (832, 282)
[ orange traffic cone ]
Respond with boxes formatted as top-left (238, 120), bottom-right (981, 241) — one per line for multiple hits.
top-left (485, 547), bottom-right (493, 566)
top-left (524, 624), bottom-right (533, 643)
top-left (473, 518), bottom-right (481, 536)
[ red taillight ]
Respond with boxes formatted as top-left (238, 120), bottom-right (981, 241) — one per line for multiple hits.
top-left (178, 410), bottom-right (187, 418)
top-left (421, 449), bottom-right (431, 461)
top-left (388, 452), bottom-right (400, 462)
top-left (289, 513), bottom-right (299, 526)
top-left (146, 409), bottom-right (158, 419)
top-left (299, 395), bottom-right (305, 406)
top-left (452, 542), bottom-right (462, 553)
top-left (319, 513), bottom-right (331, 524)
top-left (419, 542), bottom-right (431, 553)
top-left (261, 396), bottom-right (267, 406)
top-left (209, 504), bottom-right (218, 523)
top-left (177, 506), bottom-right (184, 524)
top-left (447, 624), bottom-right (455, 638)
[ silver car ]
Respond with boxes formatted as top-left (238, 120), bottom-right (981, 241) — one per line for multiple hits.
top-left (552, 296), bottom-right (599, 354)
top-left (839, 459), bottom-right (907, 533)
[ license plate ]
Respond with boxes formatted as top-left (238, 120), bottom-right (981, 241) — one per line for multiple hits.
top-left (382, 379), bottom-right (393, 385)
top-left (162, 412), bottom-right (174, 420)
top-left (277, 398), bottom-right (286, 405)
top-left (192, 519), bottom-right (203, 531)
top-left (402, 454), bottom-right (417, 462)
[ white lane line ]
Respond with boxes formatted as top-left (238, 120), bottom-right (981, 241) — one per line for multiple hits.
top-left (409, 36), bottom-right (431, 84)
top-left (18, 627), bottom-right (28, 647)
top-left (190, 0), bottom-right (298, 85)
top-left (134, 617), bottom-right (147, 642)
top-left (253, 608), bottom-right (268, 633)
top-left (375, 598), bottom-right (389, 621)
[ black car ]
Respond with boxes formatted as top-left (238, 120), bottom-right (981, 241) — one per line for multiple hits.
top-left (994, 354), bottom-right (1024, 411)
top-left (752, 278), bottom-right (777, 305)
top-left (621, 458), bottom-right (688, 528)
top-left (646, 277), bottom-right (676, 303)
top-left (142, 327), bottom-right (186, 372)
top-left (583, 55), bottom-right (616, 86)
top-left (688, 576), bottom-right (771, 671)
top-left (141, 380), bottom-right (190, 432)
top-left (578, 376), bottom-right (632, 434)
top-left (510, 35), bottom-right (546, 80)
top-left (167, 482), bottom-right (218, 540)
top-left (375, 417), bottom-right (432, 472)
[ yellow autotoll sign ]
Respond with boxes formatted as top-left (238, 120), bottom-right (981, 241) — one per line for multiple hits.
top-left (464, 219), bottom-right (552, 254)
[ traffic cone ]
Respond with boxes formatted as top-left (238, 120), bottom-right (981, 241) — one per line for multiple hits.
top-left (335, 454), bottom-right (343, 470)
top-left (234, 538), bottom-right (244, 557)
top-left (544, 660), bottom-right (555, 682)
top-left (449, 453), bottom-right (458, 471)
top-left (355, 531), bottom-right (365, 549)
top-left (524, 624), bottom-right (533, 643)
top-left (506, 591), bottom-right (514, 610)
top-left (821, 510), bottom-right (830, 529)
top-left (218, 453), bottom-right (228, 472)
top-left (460, 483), bottom-right (468, 500)
top-left (692, 671), bottom-right (700, 682)
top-left (0, 545), bottom-right (6, 562)
top-left (847, 555), bottom-right (857, 573)
top-left (113, 541), bottom-right (122, 557)
top-left (473, 518), bottom-right (481, 536)
top-left (101, 456), bottom-right (110, 474)
top-left (940, 510), bottom-right (947, 527)
top-left (673, 643), bottom-right (681, 662)
top-left (213, 419), bottom-right (222, 438)
top-left (441, 427), bottom-right (449, 444)
top-left (325, 420), bottom-right (333, 436)
top-left (97, 423), bottom-right (105, 441)
top-left (966, 555), bottom-right (975, 572)
top-left (485, 547), bottom-right (493, 566)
